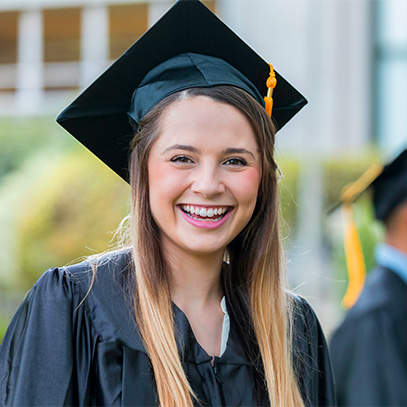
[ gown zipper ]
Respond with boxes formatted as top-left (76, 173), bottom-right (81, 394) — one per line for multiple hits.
top-left (212, 356), bottom-right (223, 384)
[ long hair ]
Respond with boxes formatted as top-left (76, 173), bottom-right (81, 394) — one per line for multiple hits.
top-left (128, 86), bottom-right (304, 407)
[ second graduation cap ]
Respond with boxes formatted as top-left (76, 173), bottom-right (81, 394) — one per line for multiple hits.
top-left (57, 0), bottom-right (307, 181)
top-left (334, 147), bottom-right (407, 308)
top-left (338, 148), bottom-right (407, 221)
top-left (372, 148), bottom-right (407, 221)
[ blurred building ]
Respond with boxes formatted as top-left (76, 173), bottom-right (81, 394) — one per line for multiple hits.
top-left (2, 0), bottom-right (406, 153)
top-left (0, 0), bottom-right (212, 115)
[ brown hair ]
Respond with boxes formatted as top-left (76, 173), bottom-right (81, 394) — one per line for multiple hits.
top-left (129, 86), bottom-right (303, 407)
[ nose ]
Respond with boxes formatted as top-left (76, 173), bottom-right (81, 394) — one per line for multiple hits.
top-left (190, 162), bottom-right (225, 198)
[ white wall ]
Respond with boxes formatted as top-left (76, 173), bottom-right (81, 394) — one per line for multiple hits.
top-left (218, 0), bottom-right (373, 155)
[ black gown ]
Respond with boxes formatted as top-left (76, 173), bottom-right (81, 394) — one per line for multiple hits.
top-left (330, 266), bottom-right (407, 407)
top-left (0, 249), bottom-right (335, 406)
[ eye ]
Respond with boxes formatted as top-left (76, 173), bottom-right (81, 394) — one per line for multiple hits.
top-left (223, 157), bottom-right (248, 166)
top-left (170, 155), bottom-right (194, 164)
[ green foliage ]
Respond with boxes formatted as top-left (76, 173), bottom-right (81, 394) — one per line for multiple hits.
top-left (322, 152), bottom-right (384, 284)
top-left (0, 117), bottom-right (72, 179)
top-left (277, 153), bottom-right (384, 291)
top-left (13, 147), bottom-right (130, 289)
top-left (351, 200), bottom-right (384, 273)
top-left (278, 158), bottom-right (300, 239)
top-left (0, 316), bottom-right (10, 344)
top-left (322, 150), bottom-right (381, 209)
top-left (0, 117), bottom-right (130, 290)
top-left (329, 198), bottom-right (384, 298)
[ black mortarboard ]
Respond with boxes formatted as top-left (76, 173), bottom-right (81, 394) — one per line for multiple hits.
top-left (57, 0), bottom-right (307, 181)
top-left (332, 148), bottom-right (407, 308)
top-left (372, 148), bottom-right (407, 221)
top-left (330, 148), bottom-right (407, 221)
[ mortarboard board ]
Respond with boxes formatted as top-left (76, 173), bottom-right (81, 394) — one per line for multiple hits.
top-left (372, 148), bottom-right (407, 221)
top-left (334, 148), bottom-right (407, 220)
top-left (56, 0), bottom-right (307, 181)
top-left (332, 147), bottom-right (407, 308)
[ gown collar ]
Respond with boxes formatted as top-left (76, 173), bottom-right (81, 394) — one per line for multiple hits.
top-left (172, 299), bottom-right (251, 366)
top-left (375, 243), bottom-right (407, 285)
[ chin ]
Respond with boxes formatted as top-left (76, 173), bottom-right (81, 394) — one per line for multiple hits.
top-left (175, 236), bottom-right (228, 256)
top-left (184, 244), bottom-right (227, 257)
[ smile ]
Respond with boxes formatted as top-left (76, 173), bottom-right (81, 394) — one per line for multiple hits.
top-left (180, 204), bottom-right (230, 220)
top-left (178, 204), bottom-right (233, 229)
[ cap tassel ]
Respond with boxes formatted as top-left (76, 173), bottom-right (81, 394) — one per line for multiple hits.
top-left (264, 63), bottom-right (277, 117)
top-left (341, 203), bottom-right (366, 309)
top-left (338, 162), bottom-right (383, 308)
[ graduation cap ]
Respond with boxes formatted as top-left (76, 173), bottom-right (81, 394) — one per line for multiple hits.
top-left (372, 148), bottom-right (407, 221)
top-left (56, 0), bottom-right (307, 181)
top-left (333, 148), bottom-right (407, 308)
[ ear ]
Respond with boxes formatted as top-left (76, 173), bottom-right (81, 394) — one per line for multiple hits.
top-left (391, 200), bottom-right (407, 236)
top-left (401, 201), bottom-right (407, 224)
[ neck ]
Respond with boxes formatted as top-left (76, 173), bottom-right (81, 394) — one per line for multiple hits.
top-left (385, 234), bottom-right (407, 255)
top-left (385, 203), bottom-right (407, 254)
top-left (384, 203), bottom-right (407, 254)
top-left (163, 246), bottom-right (225, 312)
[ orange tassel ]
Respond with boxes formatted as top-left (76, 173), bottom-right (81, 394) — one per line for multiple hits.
top-left (264, 63), bottom-right (277, 117)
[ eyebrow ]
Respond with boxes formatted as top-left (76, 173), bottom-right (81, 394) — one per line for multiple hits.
top-left (162, 144), bottom-right (199, 154)
top-left (162, 145), bottom-right (256, 159)
top-left (223, 148), bottom-right (255, 159)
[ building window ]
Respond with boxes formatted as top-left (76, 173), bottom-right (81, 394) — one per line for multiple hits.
top-left (0, 11), bottom-right (18, 65)
top-left (0, 11), bottom-right (18, 92)
top-left (375, 0), bottom-right (407, 152)
top-left (109, 4), bottom-right (148, 60)
top-left (43, 8), bottom-right (81, 63)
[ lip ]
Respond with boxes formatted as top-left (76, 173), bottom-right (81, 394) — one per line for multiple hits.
top-left (177, 204), bottom-right (234, 229)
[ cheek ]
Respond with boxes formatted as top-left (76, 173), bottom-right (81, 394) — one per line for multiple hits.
top-left (232, 169), bottom-right (262, 206)
top-left (148, 161), bottom-right (184, 206)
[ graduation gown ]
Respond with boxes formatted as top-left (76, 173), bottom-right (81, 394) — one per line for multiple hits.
top-left (0, 250), bottom-right (335, 406)
top-left (330, 266), bottom-right (407, 407)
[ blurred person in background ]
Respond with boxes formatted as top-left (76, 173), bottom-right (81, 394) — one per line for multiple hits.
top-left (330, 148), bottom-right (407, 406)
top-left (0, 1), bottom-right (335, 406)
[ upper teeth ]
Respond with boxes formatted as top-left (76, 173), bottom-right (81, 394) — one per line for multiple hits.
top-left (181, 205), bottom-right (228, 218)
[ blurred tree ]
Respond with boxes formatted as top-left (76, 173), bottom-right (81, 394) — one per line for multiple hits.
top-left (278, 152), bottom-right (384, 301)
top-left (323, 151), bottom-right (381, 209)
top-left (323, 152), bottom-right (385, 301)
top-left (328, 198), bottom-right (384, 301)
top-left (0, 117), bottom-right (70, 179)
top-left (0, 143), bottom-right (129, 290)
top-left (278, 157), bottom-right (299, 241)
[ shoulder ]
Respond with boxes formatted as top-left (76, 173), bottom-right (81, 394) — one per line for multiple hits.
top-left (337, 266), bottom-right (407, 328)
top-left (64, 247), bottom-right (133, 281)
top-left (9, 247), bottom-right (143, 347)
top-left (30, 248), bottom-right (133, 300)
top-left (290, 294), bottom-right (328, 358)
top-left (289, 294), bottom-right (336, 407)
top-left (291, 294), bottom-right (321, 336)
top-left (331, 266), bottom-right (407, 355)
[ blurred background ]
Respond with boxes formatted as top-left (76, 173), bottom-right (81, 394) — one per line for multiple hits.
top-left (0, 0), bottom-right (406, 341)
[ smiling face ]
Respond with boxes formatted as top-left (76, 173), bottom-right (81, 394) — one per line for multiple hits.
top-left (147, 95), bottom-right (262, 260)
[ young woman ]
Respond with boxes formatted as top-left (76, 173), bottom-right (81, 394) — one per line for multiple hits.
top-left (0, 1), bottom-right (335, 406)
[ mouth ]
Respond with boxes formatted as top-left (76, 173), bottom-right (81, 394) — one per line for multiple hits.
top-left (179, 204), bottom-right (232, 222)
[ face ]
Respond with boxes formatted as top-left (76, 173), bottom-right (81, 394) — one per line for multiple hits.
top-left (148, 96), bottom-right (262, 260)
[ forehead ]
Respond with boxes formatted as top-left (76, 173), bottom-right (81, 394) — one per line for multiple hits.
top-left (153, 96), bottom-right (259, 151)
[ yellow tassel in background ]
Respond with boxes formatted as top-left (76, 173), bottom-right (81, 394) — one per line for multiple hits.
top-left (337, 163), bottom-right (382, 308)
top-left (341, 204), bottom-right (366, 309)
